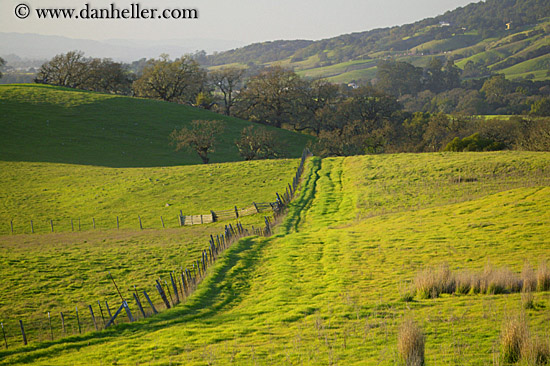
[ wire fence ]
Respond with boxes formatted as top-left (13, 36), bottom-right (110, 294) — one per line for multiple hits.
top-left (4, 202), bottom-right (281, 235)
top-left (0, 149), bottom-right (312, 350)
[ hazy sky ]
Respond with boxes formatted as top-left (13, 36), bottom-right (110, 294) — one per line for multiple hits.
top-left (1, 0), bottom-right (479, 44)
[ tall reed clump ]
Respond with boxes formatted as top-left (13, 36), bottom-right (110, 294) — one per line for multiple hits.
top-left (413, 262), bottom-right (549, 299)
top-left (521, 337), bottom-right (550, 366)
top-left (414, 263), bottom-right (454, 299)
top-left (480, 266), bottom-right (522, 295)
top-left (500, 315), bottom-right (529, 364)
top-left (499, 313), bottom-right (550, 365)
top-left (536, 262), bottom-right (550, 292)
top-left (521, 263), bottom-right (538, 292)
top-left (398, 318), bottom-right (425, 366)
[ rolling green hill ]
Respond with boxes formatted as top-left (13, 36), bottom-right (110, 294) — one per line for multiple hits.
top-left (204, 0), bottom-right (550, 84)
top-left (0, 84), bottom-right (311, 167)
top-left (1, 151), bottom-right (549, 365)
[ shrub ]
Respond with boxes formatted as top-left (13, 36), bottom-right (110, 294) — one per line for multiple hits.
top-left (455, 271), bottom-right (473, 295)
top-left (398, 319), bottom-right (425, 366)
top-left (522, 337), bottom-right (550, 366)
top-left (481, 266), bottom-right (522, 295)
top-left (536, 262), bottom-right (550, 292)
top-left (414, 263), bottom-right (454, 299)
top-left (235, 125), bottom-right (286, 161)
top-left (443, 133), bottom-right (506, 152)
top-left (500, 315), bottom-right (529, 364)
top-left (521, 291), bottom-right (535, 310)
top-left (522, 263), bottom-right (538, 292)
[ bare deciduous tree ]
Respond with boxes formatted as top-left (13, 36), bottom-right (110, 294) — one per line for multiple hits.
top-left (170, 120), bottom-right (224, 164)
top-left (209, 67), bottom-right (245, 116)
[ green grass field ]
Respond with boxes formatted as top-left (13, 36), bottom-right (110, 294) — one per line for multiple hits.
top-left (0, 84), bottom-right (311, 167)
top-left (0, 158), bottom-right (300, 234)
top-left (1, 151), bottom-right (549, 365)
top-left (0, 156), bottom-right (301, 344)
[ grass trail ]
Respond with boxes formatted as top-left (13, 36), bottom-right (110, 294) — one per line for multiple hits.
top-left (1, 152), bottom-right (549, 365)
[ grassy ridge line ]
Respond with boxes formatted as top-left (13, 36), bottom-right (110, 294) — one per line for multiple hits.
top-left (0, 84), bottom-right (311, 167)
top-left (2, 152), bottom-right (549, 364)
top-left (0, 158), bottom-right (300, 235)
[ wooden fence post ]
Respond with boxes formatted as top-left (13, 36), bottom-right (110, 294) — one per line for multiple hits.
top-left (48, 312), bottom-right (53, 340)
top-left (71, 219), bottom-right (74, 232)
top-left (10, 220), bottom-right (13, 234)
top-left (60, 312), bottom-right (66, 334)
top-left (19, 320), bottom-right (27, 345)
top-left (78, 219), bottom-right (81, 231)
top-left (89, 305), bottom-right (98, 331)
top-left (138, 216), bottom-right (143, 230)
top-left (31, 220), bottom-right (34, 234)
top-left (123, 301), bottom-right (135, 323)
top-left (116, 216), bottom-right (119, 229)
top-left (75, 306), bottom-right (81, 334)
top-left (105, 303), bottom-right (124, 328)
top-left (235, 206), bottom-right (239, 218)
top-left (93, 218), bottom-right (95, 229)
top-left (133, 293), bottom-right (146, 319)
top-left (211, 210), bottom-right (217, 222)
top-left (253, 202), bottom-right (260, 213)
top-left (170, 273), bottom-right (180, 304)
top-left (142, 291), bottom-right (158, 314)
top-left (164, 280), bottom-right (175, 306)
top-left (50, 219), bottom-right (54, 232)
top-left (178, 215), bottom-right (183, 227)
top-left (155, 281), bottom-right (171, 309)
top-left (180, 272), bottom-right (188, 297)
top-left (97, 300), bottom-right (106, 328)
top-left (160, 216), bottom-right (165, 228)
top-left (276, 192), bottom-right (283, 205)
top-left (105, 301), bottom-right (114, 325)
top-left (1, 322), bottom-right (8, 349)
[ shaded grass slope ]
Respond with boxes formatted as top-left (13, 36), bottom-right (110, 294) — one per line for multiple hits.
top-left (0, 84), bottom-right (311, 167)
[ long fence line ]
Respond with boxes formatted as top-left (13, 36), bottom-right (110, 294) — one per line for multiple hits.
top-left (4, 202), bottom-right (280, 235)
top-left (0, 149), bottom-right (312, 350)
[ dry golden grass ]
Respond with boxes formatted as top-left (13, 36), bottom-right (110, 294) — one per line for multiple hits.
top-left (522, 263), bottom-right (538, 292)
top-left (521, 290), bottom-right (536, 310)
top-left (414, 263), bottom-right (454, 299)
top-left (536, 262), bottom-right (550, 292)
top-left (481, 266), bottom-right (523, 295)
top-left (414, 263), bottom-right (550, 299)
top-left (521, 336), bottom-right (550, 366)
top-left (398, 318), bottom-right (425, 366)
top-left (501, 315), bottom-right (529, 364)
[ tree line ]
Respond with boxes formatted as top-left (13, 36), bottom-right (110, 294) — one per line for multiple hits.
top-left (32, 51), bottom-right (550, 158)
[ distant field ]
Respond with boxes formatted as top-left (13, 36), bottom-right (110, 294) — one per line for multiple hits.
top-left (2, 151), bottom-right (549, 365)
top-left (0, 159), bottom-right (300, 234)
top-left (500, 54), bottom-right (550, 80)
top-left (0, 84), bottom-right (311, 167)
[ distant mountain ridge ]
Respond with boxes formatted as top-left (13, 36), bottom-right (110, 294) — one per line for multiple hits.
top-left (0, 32), bottom-right (244, 62)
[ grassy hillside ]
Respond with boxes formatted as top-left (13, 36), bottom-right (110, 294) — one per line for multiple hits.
top-left (204, 3), bottom-right (550, 84)
top-left (0, 84), bottom-right (311, 167)
top-left (2, 151), bottom-right (549, 365)
top-left (0, 156), bottom-right (301, 343)
top-left (0, 159), bottom-right (299, 234)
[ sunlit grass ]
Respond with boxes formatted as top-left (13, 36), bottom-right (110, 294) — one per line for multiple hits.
top-left (1, 152), bottom-right (549, 365)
